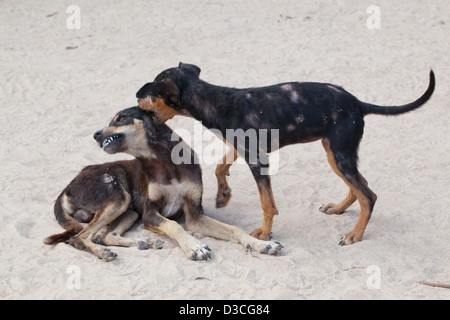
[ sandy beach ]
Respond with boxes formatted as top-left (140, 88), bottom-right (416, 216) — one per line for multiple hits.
top-left (0, 0), bottom-right (449, 299)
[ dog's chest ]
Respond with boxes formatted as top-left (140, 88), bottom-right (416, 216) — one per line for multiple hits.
top-left (147, 179), bottom-right (201, 218)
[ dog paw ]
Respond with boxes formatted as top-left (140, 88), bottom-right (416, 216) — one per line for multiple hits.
top-left (339, 231), bottom-right (363, 246)
top-left (189, 243), bottom-right (212, 261)
top-left (248, 241), bottom-right (283, 255)
top-left (250, 228), bottom-right (271, 241)
top-left (95, 248), bottom-right (118, 262)
top-left (137, 238), bottom-right (164, 250)
top-left (320, 203), bottom-right (344, 215)
top-left (216, 188), bottom-right (232, 208)
top-left (182, 240), bottom-right (211, 261)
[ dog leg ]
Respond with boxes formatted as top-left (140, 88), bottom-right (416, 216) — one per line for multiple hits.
top-left (94, 209), bottom-right (164, 250)
top-left (215, 146), bottom-right (238, 208)
top-left (320, 142), bottom-right (370, 215)
top-left (185, 206), bottom-right (283, 255)
top-left (69, 192), bottom-right (131, 261)
top-left (143, 207), bottom-right (211, 261)
top-left (248, 163), bottom-right (279, 241)
top-left (322, 139), bottom-right (377, 245)
top-left (320, 189), bottom-right (357, 215)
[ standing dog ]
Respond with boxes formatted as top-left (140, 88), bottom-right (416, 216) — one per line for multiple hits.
top-left (136, 63), bottom-right (435, 245)
top-left (44, 107), bottom-right (282, 261)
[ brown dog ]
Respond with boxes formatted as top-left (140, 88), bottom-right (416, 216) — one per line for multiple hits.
top-left (44, 107), bottom-right (283, 261)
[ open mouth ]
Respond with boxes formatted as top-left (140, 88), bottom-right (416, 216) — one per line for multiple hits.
top-left (102, 134), bottom-right (122, 149)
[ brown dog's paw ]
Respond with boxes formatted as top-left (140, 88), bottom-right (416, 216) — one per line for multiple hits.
top-left (95, 248), bottom-right (118, 262)
top-left (138, 238), bottom-right (164, 250)
top-left (189, 243), bottom-right (212, 261)
top-left (247, 241), bottom-right (283, 255)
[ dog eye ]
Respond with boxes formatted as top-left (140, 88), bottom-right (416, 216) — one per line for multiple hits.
top-left (116, 115), bottom-right (125, 122)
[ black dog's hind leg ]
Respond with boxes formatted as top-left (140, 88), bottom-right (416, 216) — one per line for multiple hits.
top-left (320, 189), bottom-right (357, 215)
top-left (322, 138), bottom-right (377, 245)
top-left (320, 174), bottom-right (370, 214)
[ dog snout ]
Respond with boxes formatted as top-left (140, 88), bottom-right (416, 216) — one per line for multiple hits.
top-left (93, 130), bottom-right (103, 141)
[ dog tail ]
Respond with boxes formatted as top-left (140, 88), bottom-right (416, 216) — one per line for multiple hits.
top-left (361, 70), bottom-right (435, 116)
top-left (43, 192), bottom-right (83, 246)
top-left (43, 230), bottom-right (75, 245)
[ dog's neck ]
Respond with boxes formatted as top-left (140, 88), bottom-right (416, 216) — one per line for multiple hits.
top-left (134, 138), bottom-right (172, 163)
top-left (127, 144), bottom-right (158, 160)
top-left (134, 132), bottom-right (197, 183)
top-left (180, 79), bottom-right (234, 131)
top-left (136, 123), bottom-right (196, 167)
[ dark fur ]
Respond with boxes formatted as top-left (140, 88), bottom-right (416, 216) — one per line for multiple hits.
top-left (136, 63), bottom-right (435, 244)
top-left (44, 107), bottom-right (282, 260)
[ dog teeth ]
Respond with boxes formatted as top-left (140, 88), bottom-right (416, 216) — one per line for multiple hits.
top-left (102, 135), bottom-right (120, 148)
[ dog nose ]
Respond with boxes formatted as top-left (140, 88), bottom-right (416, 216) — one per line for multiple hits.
top-left (93, 130), bottom-right (102, 141)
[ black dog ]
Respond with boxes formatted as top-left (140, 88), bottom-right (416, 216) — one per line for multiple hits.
top-left (44, 107), bottom-right (282, 261)
top-left (136, 63), bottom-right (435, 245)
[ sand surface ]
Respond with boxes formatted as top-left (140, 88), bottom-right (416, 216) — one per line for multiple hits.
top-left (0, 0), bottom-right (449, 299)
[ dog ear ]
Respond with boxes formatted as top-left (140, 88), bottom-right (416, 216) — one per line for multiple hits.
top-left (142, 111), bottom-right (159, 146)
top-left (142, 110), bottom-right (173, 151)
top-left (136, 80), bottom-right (180, 104)
top-left (178, 62), bottom-right (201, 78)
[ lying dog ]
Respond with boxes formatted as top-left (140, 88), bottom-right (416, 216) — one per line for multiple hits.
top-left (136, 63), bottom-right (435, 245)
top-left (44, 107), bottom-right (283, 261)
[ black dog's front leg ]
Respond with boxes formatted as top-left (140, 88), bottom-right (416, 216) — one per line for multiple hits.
top-left (247, 159), bottom-right (279, 241)
top-left (215, 146), bottom-right (238, 208)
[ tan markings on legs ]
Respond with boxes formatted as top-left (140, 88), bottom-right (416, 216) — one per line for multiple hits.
top-left (321, 139), bottom-right (377, 245)
top-left (250, 182), bottom-right (279, 241)
top-left (148, 212), bottom-right (211, 260)
top-left (215, 146), bottom-right (238, 208)
top-left (342, 185), bottom-right (376, 245)
top-left (320, 188), bottom-right (357, 215)
top-left (94, 209), bottom-right (163, 250)
top-left (70, 193), bottom-right (131, 261)
top-left (185, 214), bottom-right (282, 255)
top-left (93, 209), bottom-right (138, 247)
top-left (321, 139), bottom-right (357, 215)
